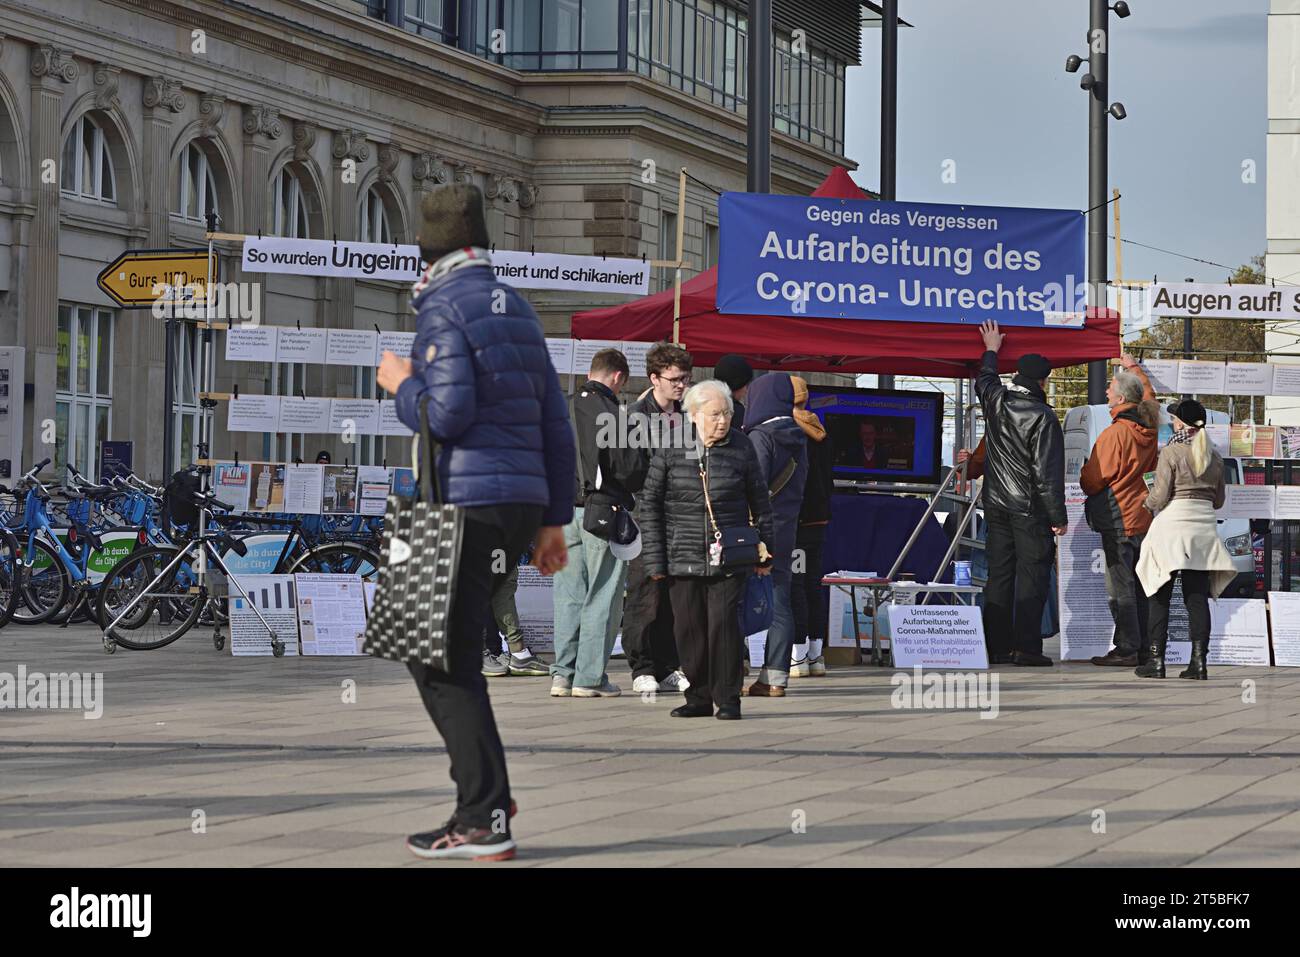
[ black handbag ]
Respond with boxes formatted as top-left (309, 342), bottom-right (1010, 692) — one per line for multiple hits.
top-left (362, 400), bottom-right (464, 671)
top-left (576, 423), bottom-right (636, 544)
top-left (700, 455), bottom-right (762, 568)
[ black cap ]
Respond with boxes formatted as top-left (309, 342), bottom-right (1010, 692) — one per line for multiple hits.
top-left (713, 354), bottom-right (753, 392)
top-left (1016, 353), bottom-right (1052, 380)
top-left (1167, 399), bottom-right (1207, 427)
top-left (418, 184), bottom-right (491, 263)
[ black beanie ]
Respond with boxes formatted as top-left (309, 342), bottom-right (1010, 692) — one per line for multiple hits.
top-left (418, 184), bottom-right (491, 263)
top-left (1167, 399), bottom-right (1207, 427)
top-left (714, 354), bottom-right (753, 392)
top-left (1017, 353), bottom-right (1052, 380)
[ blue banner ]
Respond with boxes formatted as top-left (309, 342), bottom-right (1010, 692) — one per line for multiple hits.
top-left (717, 194), bottom-right (1085, 328)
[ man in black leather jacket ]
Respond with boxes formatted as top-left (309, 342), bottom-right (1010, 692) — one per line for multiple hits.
top-left (975, 321), bottom-right (1067, 667)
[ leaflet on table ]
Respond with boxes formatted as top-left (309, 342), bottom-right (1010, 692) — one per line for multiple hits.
top-left (379, 400), bottom-right (414, 436)
top-left (322, 465), bottom-right (359, 514)
top-left (277, 395), bottom-right (332, 434)
top-left (227, 394), bottom-right (280, 433)
top-left (391, 467), bottom-right (416, 497)
top-left (1269, 591), bottom-right (1300, 666)
top-left (1218, 484), bottom-right (1275, 520)
top-left (330, 399), bottom-right (382, 436)
top-left (1225, 362), bottom-right (1274, 397)
top-left (247, 462), bottom-right (285, 511)
top-left (225, 325), bottom-right (278, 362)
top-left (375, 331), bottom-right (415, 364)
top-left (275, 327), bottom-right (328, 364)
top-left (296, 573), bottom-right (368, 655)
top-left (1229, 424), bottom-right (1277, 459)
top-left (283, 463), bottom-right (325, 514)
top-left (326, 329), bottom-right (379, 366)
top-left (212, 461), bottom-right (252, 512)
top-left (1203, 424), bottom-right (1231, 457)
top-left (356, 465), bottom-right (391, 516)
top-left (229, 574), bottom-right (300, 657)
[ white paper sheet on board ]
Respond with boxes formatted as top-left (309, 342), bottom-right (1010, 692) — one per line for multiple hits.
top-left (275, 327), bottom-right (329, 364)
top-left (326, 328), bottom-right (379, 366)
top-left (227, 395), bottom-right (281, 433)
top-left (225, 325), bottom-right (278, 362)
top-left (283, 464), bottom-right (325, 514)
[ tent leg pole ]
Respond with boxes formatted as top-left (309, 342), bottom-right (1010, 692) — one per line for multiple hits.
top-left (672, 166), bottom-right (686, 345)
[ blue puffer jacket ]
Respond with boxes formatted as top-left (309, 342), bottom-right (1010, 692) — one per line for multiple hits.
top-left (394, 261), bottom-right (575, 528)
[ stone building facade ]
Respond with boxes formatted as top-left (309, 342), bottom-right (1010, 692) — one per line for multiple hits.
top-left (0, 0), bottom-right (868, 479)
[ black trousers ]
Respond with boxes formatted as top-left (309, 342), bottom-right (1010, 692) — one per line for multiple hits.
top-left (669, 573), bottom-right (746, 710)
top-left (1101, 530), bottom-right (1148, 656)
top-left (982, 504), bottom-right (1056, 656)
top-left (406, 503), bottom-right (542, 831)
top-left (1148, 569), bottom-right (1211, 649)
top-left (621, 552), bottom-right (678, 681)
top-left (791, 523), bottom-right (828, 645)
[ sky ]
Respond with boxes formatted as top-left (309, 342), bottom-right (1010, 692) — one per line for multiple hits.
top-left (844, 0), bottom-right (1267, 286)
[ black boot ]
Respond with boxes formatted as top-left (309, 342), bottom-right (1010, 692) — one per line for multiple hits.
top-left (1179, 639), bottom-right (1208, 680)
top-left (1134, 632), bottom-right (1165, 678)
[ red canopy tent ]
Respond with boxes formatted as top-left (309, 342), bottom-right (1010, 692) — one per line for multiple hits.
top-left (572, 167), bottom-right (1120, 378)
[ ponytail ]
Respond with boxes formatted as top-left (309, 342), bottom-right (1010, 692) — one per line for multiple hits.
top-left (1188, 426), bottom-right (1212, 477)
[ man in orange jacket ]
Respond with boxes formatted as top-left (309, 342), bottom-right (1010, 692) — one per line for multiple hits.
top-left (1080, 354), bottom-right (1161, 667)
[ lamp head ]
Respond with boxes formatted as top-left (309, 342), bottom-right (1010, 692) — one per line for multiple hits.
top-left (1080, 73), bottom-right (1096, 91)
top-left (1065, 53), bottom-right (1084, 73)
top-left (1112, 1), bottom-right (1132, 18)
top-left (1109, 102), bottom-right (1127, 120)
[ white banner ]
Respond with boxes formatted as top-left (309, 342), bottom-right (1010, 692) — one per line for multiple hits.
top-left (1058, 483), bottom-right (1114, 660)
top-left (1149, 283), bottom-right (1298, 321)
top-left (241, 237), bottom-right (649, 294)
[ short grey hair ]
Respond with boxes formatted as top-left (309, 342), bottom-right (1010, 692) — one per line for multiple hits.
top-left (683, 379), bottom-right (733, 416)
top-left (1114, 370), bottom-right (1144, 404)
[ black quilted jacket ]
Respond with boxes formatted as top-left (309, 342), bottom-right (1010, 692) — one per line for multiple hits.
top-left (639, 428), bottom-right (775, 578)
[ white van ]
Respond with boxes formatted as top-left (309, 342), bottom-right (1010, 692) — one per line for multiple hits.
top-left (1063, 404), bottom-right (1254, 597)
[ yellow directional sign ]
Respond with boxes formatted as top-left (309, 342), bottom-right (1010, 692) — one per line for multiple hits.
top-left (96, 248), bottom-right (217, 309)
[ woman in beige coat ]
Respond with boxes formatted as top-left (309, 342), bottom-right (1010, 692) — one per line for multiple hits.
top-left (1134, 400), bottom-right (1237, 680)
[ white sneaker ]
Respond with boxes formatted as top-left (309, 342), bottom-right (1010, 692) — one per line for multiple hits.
top-left (572, 678), bottom-right (622, 697)
top-left (550, 674), bottom-right (572, 697)
top-left (789, 657), bottom-right (811, 678)
top-left (631, 675), bottom-right (659, 694)
top-left (658, 670), bottom-right (690, 693)
top-left (809, 655), bottom-right (827, 677)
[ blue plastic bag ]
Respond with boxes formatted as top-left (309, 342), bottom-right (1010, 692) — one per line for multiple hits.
top-left (738, 572), bottom-right (775, 635)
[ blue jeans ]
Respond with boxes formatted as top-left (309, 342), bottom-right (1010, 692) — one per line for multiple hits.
top-left (760, 568), bottom-right (795, 687)
top-left (551, 508), bottom-right (629, 688)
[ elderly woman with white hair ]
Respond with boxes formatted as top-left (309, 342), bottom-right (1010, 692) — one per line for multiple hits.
top-left (1135, 399), bottom-right (1236, 680)
top-left (638, 379), bottom-right (775, 720)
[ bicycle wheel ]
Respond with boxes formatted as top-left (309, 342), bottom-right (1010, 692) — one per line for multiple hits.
top-left (98, 546), bottom-right (204, 650)
top-left (286, 541), bottom-right (381, 580)
top-left (11, 538), bottom-right (70, 625)
top-left (0, 531), bottom-right (20, 627)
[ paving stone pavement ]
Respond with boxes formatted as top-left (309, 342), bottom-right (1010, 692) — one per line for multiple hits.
top-left (3, 624), bottom-right (1300, 867)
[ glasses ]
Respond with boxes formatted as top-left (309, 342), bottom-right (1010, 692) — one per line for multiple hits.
top-left (654, 373), bottom-right (691, 386)
top-left (699, 410), bottom-right (732, 421)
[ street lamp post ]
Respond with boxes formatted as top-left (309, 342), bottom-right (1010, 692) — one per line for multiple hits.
top-left (1067, 1), bottom-right (1130, 405)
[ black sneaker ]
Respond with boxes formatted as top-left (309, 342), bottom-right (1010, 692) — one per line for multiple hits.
top-left (407, 820), bottom-right (516, 861)
top-left (506, 650), bottom-right (550, 676)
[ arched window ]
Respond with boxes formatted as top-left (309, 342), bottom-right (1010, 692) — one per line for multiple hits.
top-left (358, 186), bottom-right (392, 244)
top-left (273, 166), bottom-right (310, 238)
top-left (60, 115), bottom-right (116, 202)
top-left (177, 142), bottom-right (219, 222)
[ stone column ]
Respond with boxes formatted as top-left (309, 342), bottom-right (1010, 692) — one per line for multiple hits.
top-left (136, 76), bottom-right (186, 475)
top-left (326, 129), bottom-right (367, 464)
top-left (26, 45), bottom-right (77, 466)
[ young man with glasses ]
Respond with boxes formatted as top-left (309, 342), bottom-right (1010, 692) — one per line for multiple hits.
top-left (623, 342), bottom-right (694, 695)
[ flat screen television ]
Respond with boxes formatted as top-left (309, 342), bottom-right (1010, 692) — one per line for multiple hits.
top-left (804, 385), bottom-right (944, 486)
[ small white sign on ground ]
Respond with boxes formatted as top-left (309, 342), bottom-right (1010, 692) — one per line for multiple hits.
top-left (1165, 598), bottom-right (1270, 667)
top-left (1269, 592), bottom-right (1300, 667)
top-left (229, 574), bottom-right (300, 657)
top-left (887, 604), bottom-right (989, 670)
